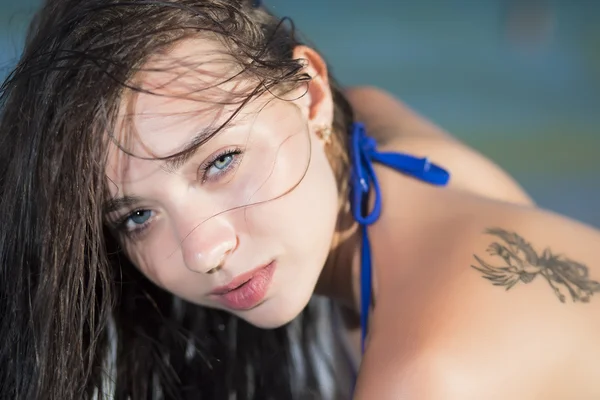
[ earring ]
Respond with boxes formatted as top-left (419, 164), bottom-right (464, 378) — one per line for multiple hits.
top-left (316, 125), bottom-right (333, 145)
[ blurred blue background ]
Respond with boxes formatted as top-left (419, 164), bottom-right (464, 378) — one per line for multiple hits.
top-left (1, 0), bottom-right (599, 226)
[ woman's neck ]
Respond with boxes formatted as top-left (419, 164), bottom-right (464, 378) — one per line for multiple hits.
top-left (314, 200), bottom-right (362, 315)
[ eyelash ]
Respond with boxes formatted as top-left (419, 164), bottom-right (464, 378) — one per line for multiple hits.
top-left (116, 147), bottom-right (243, 239)
top-left (116, 210), bottom-right (154, 240)
top-left (198, 147), bottom-right (243, 183)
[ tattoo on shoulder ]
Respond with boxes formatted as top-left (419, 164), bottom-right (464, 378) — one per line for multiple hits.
top-left (471, 228), bottom-right (600, 303)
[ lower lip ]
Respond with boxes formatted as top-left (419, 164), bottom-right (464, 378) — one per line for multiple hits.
top-left (213, 262), bottom-right (275, 311)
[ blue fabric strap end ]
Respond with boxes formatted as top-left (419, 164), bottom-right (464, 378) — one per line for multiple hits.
top-left (349, 122), bottom-right (450, 353)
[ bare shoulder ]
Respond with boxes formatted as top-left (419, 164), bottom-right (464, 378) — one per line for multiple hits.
top-left (345, 85), bottom-right (534, 206)
top-left (380, 135), bottom-right (535, 205)
top-left (360, 191), bottom-right (600, 399)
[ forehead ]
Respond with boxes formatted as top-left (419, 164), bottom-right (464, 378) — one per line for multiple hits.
top-left (117, 38), bottom-right (251, 155)
top-left (106, 38), bottom-right (250, 181)
top-left (104, 37), bottom-right (301, 195)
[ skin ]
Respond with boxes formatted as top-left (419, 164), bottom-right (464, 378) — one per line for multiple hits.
top-left (353, 169), bottom-right (600, 399)
top-left (105, 38), bottom-right (600, 399)
top-left (106, 38), bottom-right (338, 329)
top-left (345, 87), bottom-right (535, 206)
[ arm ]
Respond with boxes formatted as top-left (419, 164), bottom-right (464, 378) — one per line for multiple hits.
top-left (353, 353), bottom-right (465, 400)
top-left (353, 202), bottom-right (600, 400)
top-left (354, 353), bottom-right (500, 400)
top-left (345, 86), bottom-right (535, 206)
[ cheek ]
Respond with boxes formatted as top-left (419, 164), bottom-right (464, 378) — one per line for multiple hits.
top-left (131, 248), bottom-right (214, 305)
top-left (125, 240), bottom-right (171, 286)
top-left (298, 145), bottom-right (339, 245)
top-left (124, 235), bottom-right (196, 293)
top-left (248, 141), bottom-right (338, 259)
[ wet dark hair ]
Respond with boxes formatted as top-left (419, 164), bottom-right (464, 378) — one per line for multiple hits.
top-left (0, 1), bottom-right (354, 399)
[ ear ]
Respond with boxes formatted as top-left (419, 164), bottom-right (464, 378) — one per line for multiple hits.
top-left (292, 46), bottom-right (334, 128)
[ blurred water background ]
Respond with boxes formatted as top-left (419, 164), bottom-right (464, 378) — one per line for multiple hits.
top-left (1, 0), bottom-right (598, 227)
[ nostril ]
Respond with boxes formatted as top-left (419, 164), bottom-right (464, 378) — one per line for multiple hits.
top-left (205, 265), bottom-right (221, 275)
top-left (204, 249), bottom-right (230, 275)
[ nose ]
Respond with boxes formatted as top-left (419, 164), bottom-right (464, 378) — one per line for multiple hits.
top-left (179, 215), bottom-right (238, 274)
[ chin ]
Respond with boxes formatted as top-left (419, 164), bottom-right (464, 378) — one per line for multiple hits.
top-left (237, 293), bottom-right (312, 329)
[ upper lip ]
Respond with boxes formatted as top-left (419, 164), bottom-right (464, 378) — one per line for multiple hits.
top-left (209, 261), bottom-right (272, 295)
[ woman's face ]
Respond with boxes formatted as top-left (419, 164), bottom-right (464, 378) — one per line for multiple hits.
top-left (105, 39), bottom-right (339, 328)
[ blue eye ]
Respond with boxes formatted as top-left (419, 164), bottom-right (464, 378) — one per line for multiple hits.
top-left (202, 149), bottom-right (242, 182)
top-left (125, 209), bottom-right (153, 231)
top-left (212, 154), bottom-right (233, 171)
top-left (130, 210), bottom-right (152, 224)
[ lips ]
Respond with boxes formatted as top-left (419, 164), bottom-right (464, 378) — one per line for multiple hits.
top-left (209, 261), bottom-right (275, 311)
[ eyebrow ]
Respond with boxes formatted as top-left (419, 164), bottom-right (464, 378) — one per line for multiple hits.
top-left (104, 123), bottom-right (234, 216)
top-left (103, 195), bottom-right (144, 216)
top-left (161, 126), bottom-right (218, 173)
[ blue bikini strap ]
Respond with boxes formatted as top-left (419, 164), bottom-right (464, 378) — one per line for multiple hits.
top-left (348, 122), bottom-right (450, 352)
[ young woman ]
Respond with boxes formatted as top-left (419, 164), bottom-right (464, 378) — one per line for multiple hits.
top-left (1, 1), bottom-right (598, 399)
